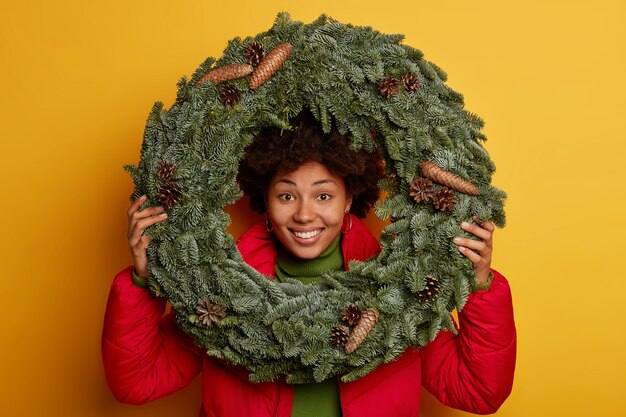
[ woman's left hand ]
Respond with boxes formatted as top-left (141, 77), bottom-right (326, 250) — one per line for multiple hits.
top-left (452, 215), bottom-right (494, 284)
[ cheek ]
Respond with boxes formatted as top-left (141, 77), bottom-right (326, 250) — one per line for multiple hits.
top-left (268, 205), bottom-right (288, 224)
top-left (322, 203), bottom-right (346, 226)
top-left (267, 198), bottom-right (299, 226)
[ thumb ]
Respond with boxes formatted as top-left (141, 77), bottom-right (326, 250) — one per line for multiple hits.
top-left (139, 235), bottom-right (153, 250)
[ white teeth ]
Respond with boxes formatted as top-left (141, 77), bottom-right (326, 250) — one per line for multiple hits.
top-left (293, 230), bottom-right (322, 239)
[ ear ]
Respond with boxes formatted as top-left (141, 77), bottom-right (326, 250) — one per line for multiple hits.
top-left (344, 194), bottom-right (353, 214)
top-left (264, 187), bottom-right (271, 215)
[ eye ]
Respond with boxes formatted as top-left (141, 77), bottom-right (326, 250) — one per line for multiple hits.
top-left (317, 193), bottom-right (332, 201)
top-left (279, 193), bottom-right (294, 201)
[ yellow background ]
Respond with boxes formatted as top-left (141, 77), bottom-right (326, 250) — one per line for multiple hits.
top-left (1, 1), bottom-right (624, 416)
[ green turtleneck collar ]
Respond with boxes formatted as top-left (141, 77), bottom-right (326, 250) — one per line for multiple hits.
top-left (275, 235), bottom-right (343, 284)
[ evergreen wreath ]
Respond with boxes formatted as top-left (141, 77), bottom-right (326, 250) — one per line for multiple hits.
top-left (125, 12), bottom-right (507, 384)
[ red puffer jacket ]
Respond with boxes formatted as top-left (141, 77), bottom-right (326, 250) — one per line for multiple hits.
top-left (102, 217), bottom-right (516, 416)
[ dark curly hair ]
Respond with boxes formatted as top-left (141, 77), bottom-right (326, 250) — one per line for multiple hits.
top-left (237, 110), bottom-right (386, 218)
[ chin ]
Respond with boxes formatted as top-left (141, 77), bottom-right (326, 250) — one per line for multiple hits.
top-left (287, 246), bottom-right (324, 260)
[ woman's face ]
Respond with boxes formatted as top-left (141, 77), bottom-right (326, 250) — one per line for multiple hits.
top-left (266, 161), bottom-right (352, 260)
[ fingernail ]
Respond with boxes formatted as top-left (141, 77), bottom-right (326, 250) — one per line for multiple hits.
top-left (458, 246), bottom-right (465, 251)
top-left (161, 213), bottom-right (168, 217)
top-left (461, 222), bottom-right (470, 228)
top-left (453, 237), bottom-right (462, 243)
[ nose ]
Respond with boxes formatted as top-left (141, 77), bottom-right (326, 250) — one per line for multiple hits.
top-left (293, 200), bottom-right (314, 223)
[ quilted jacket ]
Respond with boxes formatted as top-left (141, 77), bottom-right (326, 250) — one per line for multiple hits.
top-left (102, 216), bottom-right (516, 416)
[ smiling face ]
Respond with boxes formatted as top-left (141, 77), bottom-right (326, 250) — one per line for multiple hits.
top-left (266, 161), bottom-right (352, 260)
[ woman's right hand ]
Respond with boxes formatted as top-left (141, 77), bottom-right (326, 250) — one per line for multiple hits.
top-left (127, 195), bottom-right (168, 278)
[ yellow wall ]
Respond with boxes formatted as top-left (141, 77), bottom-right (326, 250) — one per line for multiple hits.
top-left (1, 1), bottom-right (624, 416)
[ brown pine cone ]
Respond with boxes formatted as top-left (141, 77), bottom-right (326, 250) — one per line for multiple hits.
top-left (345, 308), bottom-right (379, 354)
top-left (197, 298), bottom-right (227, 326)
top-left (341, 305), bottom-right (362, 326)
top-left (409, 177), bottom-right (435, 203)
top-left (330, 325), bottom-right (350, 347)
top-left (219, 84), bottom-right (241, 107)
top-left (402, 73), bottom-right (420, 92)
top-left (156, 161), bottom-right (177, 181)
top-left (243, 41), bottom-right (265, 66)
top-left (433, 187), bottom-right (457, 212)
top-left (194, 63), bottom-right (253, 86)
top-left (417, 275), bottom-right (441, 303)
top-left (157, 181), bottom-right (183, 210)
top-left (379, 76), bottom-right (399, 98)
top-left (249, 42), bottom-right (292, 90)
top-left (419, 161), bottom-right (480, 196)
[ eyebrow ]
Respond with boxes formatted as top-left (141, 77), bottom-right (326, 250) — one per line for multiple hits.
top-left (275, 178), bottom-right (337, 186)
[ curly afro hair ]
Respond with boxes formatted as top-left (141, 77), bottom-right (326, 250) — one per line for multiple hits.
top-left (237, 110), bottom-right (386, 218)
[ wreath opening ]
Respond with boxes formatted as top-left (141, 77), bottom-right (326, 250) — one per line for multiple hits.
top-left (125, 12), bottom-right (506, 384)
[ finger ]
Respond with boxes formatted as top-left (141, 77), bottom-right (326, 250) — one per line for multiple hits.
top-left (130, 205), bottom-right (165, 224)
top-left (137, 235), bottom-right (153, 251)
top-left (453, 237), bottom-right (487, 254)
top-left (127, 195), bottom-right (147, 218)
top-left (472, 215), bottom-right (495, 233)
top-left (457, 245), bottom-right (481, 264)
top-left (135, 212), bottom-right (168, 233)
top-left (128, 207), bottom-right (164, 236)
top-left (128, 212), bottom-right (168, 242)
top-left (461, 221), bottom-right (492, 242)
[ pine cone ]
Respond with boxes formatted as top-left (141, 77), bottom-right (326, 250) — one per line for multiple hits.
top-left (402, 73), bottom-right (420, 92)
top-left (330, 325), bottom-right (350, 347)
top-left (341, 305), bottom-right (362, 326)
top-left (249, 42), bottom-right (292, 90)
top-left (156, 161), bottom-right (177, 181)
top-left (157, 181), bottom-right (183, 210)
top-left (409, 177), bottom-right (435, 203)
top-left (197, 298), bottom-right (227, 326)
top-left (243, 41), bottom-right (265, 66)
top-left (194, 63), bottom-right (253, 86)
top-left (220, 84), bottom-right (241, 107)
top-left (417, 275), bottom-right (441, 303)
top-left (379, 76), bottom-right (399, 98)
top-left (345, 308), bottom-right (379, 354)
top-left (419, 161), bottom-right (480, 196)
top-left (433, 187), bottom-right (457, 212)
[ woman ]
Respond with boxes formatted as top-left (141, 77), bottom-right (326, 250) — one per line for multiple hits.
top-left (102, 111), bottom-right (516, 416)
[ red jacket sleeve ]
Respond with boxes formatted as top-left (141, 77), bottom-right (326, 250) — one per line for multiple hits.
top-left (420, 268), bottom-right (516, 414)
top-left (101, 266), bottom-right (204, 404)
